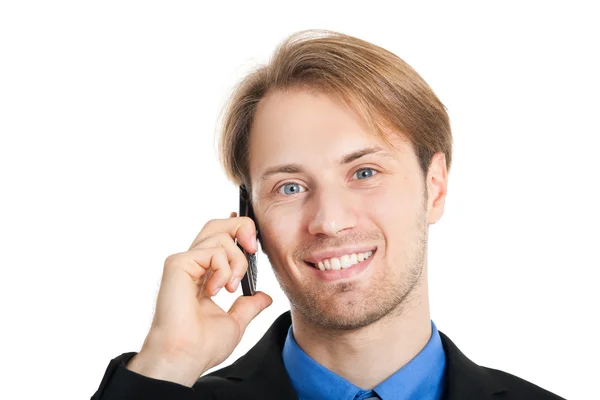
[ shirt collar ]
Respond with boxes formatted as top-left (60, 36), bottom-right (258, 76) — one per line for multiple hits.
top-left (282, 321), bottom-right (446, 400)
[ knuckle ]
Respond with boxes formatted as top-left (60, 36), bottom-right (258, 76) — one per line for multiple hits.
top-left (215, 246), bottom-right (228, 259)
top-left (222, 268), bottom-right (233, 281)
top-left (210, 247), bottom-right (228, 268)
top-left (233, 253), bottom-right (248, 273)
top-left (164, 252), bottom-right (182, 268)
top-left (241, 216), bottom-right (255, 228)
top-left (216, 232), bottom-right (233, 245)
top-left (202, 218), bottom-right (219, 232)
top-left (215, 249), bottom-right (233, 276)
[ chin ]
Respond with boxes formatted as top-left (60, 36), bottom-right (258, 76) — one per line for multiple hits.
top-left (288, 283), bottom-right (406, 331)
top-left (300, 301), bottom-right (396, 331)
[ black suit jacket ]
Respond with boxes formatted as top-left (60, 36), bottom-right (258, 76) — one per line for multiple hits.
top-left (92, 312), bottom-right (564, 399)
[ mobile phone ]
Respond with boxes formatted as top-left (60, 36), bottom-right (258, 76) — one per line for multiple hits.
top-left (238, 185), bottom-right (258, 296)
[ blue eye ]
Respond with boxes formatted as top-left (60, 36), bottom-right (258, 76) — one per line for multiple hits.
top-left (278, 183), bottom-right (306, 195)
top-left (353, 168), bottom-right (377, 180)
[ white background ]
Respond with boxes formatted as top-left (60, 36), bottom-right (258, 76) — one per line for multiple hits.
top-left (1, 1), bottom-right (598, 399)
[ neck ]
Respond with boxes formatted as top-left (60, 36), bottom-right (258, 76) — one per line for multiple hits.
top-left (290, 276), bottom-right (431, 389)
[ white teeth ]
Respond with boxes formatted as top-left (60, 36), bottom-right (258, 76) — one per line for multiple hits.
top-left (340, 255), bottom-right (351, 268)
top-left (330, 258), bottom-right (341, 270)
top-left (312, 251), bottom-right (374, 271)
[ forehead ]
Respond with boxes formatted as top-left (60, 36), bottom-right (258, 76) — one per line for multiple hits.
top-left (248, 89), bottom-right (410, 178)
top-left (252, 89), bottom-right (368, 145)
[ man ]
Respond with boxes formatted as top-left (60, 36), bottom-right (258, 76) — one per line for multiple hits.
top-left (92, 30), bottom-right (563, 399)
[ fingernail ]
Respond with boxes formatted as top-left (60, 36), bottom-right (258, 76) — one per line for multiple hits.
top-left (213, 286), bottom-right (222, 296)
top-left (231, 277), bottom-right (240, 291)
top-left (252, 235), bottom-right (257, 251)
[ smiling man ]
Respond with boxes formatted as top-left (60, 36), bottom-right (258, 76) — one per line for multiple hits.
top-left (92, 30), bottom-right (564, 400)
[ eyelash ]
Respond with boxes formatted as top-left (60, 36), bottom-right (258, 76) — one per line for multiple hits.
top-left (275, 167), bottom-right (379, 195)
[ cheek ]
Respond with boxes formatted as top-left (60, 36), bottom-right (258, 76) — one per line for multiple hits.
top-left (361, 183), bottom-right (414, 216)
top-left (360, 180), bottom-right (423, 240)
top-left (259, 209), bottom-right (302, 259)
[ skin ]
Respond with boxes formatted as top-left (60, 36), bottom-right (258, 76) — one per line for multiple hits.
top-left (124, 87), bottom-right (447, 390)
top-left (249, 88), bottom-right (448, 389)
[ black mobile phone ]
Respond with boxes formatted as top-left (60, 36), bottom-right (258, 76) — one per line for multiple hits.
top-left (238, 185), bottom-right (258, 296)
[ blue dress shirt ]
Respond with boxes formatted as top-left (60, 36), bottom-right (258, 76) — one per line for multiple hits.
top-left (282, 321), bottom-right (446, 400)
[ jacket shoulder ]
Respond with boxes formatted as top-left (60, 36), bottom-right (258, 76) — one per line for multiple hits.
top-left (191, 312), bottom-right (296, 399)
top-left (482, 367), bottom-right (565, 399)
top-left (438, 331), bottom-right (565, 400)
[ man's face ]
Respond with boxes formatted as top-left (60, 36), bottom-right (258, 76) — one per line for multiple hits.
top-left (248, 89), bottom-right (446, 330)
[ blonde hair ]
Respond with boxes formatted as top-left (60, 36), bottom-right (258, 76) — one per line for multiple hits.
top-left (218, 30), bottom-right (452, 190)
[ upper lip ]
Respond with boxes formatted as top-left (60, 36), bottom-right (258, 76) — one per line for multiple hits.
top-left (304, 246), bottom-right (377, 264)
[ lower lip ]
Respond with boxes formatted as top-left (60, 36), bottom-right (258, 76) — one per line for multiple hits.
top-left (306, 251), bottom-right (376, 281)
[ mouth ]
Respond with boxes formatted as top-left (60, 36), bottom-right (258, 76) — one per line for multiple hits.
top-left (304, 249), bottom-right (376, 271)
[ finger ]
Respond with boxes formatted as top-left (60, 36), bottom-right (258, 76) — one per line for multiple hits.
top-left (189, 232), bottom-right (248, 293)
top-left (165, 247), bottom-right (232, 297)
top-left (188, 216), bottom-right (257, 254)
top-left (196, 247), bottom-right (233, 297)
top-left (228, 291), bottom-right (273, 333)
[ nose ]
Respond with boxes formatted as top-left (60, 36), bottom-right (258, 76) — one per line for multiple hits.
top-left (307, 187), bottom-right (358, 237)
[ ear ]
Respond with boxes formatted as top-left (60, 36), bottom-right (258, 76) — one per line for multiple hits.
top-left (426, 152), bottom-right (448, 225)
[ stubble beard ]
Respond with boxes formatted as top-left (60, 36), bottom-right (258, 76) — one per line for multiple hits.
top-left (269, 207), bottom-right (428, 332)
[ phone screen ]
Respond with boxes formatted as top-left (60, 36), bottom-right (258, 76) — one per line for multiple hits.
top-left (238, 185), bottom-right (258, 296)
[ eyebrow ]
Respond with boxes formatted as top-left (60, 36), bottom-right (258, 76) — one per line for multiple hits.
top-left (258, 146), bottom-right (390, 183)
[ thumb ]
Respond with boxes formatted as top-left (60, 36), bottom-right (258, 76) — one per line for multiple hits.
top-left (228, 291), bottom-right (273, 333)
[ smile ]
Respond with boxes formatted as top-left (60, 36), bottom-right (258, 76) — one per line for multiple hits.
top-left (307, 250), bottom-right (374, 271)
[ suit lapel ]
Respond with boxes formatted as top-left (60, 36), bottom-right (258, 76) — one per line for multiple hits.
top-left (213, 312), bottom-right (298, 400)
top-left (438, 331), bottom-right (508, 399)
top-left (212, 312), bottom-right (510, 400)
